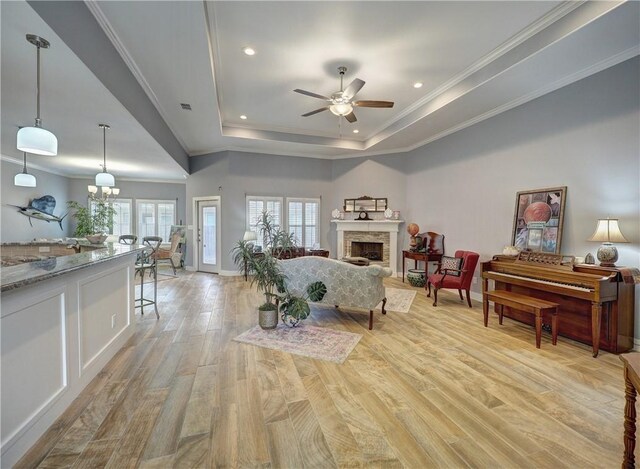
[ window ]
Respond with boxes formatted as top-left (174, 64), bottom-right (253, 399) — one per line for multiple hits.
top-left (89, 198), bottom-right (132, 236)
top-left (111, 199), bottom-right (132, 237)
top-left (136, 199), bottom-right (176, 242)
top-left (246, 196), bottom-right (283, 248)
top-left (287, 198), bottom-right (320, 248)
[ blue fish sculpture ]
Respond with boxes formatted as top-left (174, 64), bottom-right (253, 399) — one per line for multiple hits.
top-left (9, 195), bottom-right (68, 230)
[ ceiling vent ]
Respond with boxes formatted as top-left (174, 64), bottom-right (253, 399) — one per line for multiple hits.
top-left (180, 103), bottom-right (192, 111)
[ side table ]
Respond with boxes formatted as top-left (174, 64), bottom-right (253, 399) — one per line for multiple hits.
top-left (402, 250), bottom-right (443, 283)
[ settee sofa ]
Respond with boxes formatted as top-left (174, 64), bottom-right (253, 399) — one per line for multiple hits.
top-left (278, 256), bottom-right (392, 329)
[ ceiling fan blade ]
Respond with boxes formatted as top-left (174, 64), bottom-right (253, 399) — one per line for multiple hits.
top-left (343, 78), bottom-right (365, 99)
top-left (353, 100), bottom-right (394, 108)
top-left (294, 89), bottom-right (330, 100)
top-left (302, 107), bottom-right (329, 117)
top-left (344, 111), bottom-right (357, 123)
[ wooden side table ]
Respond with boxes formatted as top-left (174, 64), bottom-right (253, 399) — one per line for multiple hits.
top-left (402, 250), bottom-right (442, 283)
top-left (621, 352), bottom-right (640, 468)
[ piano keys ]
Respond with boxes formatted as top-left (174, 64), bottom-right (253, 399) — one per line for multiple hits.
top-left (482, 252), bottom-right (635, 357)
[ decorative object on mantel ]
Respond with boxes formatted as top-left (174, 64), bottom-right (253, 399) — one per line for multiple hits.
top-left (355, 210), bottom-right (371, 221)
top-left (512, 186), bottom-right (566, 254)
top-left (584, 252), bottom-right (595, 264)
top-left (407, 223), bottom-right (420, 251)
top-left (16, 34), bottom-right (57, 156)
top-left (384, 208), bottom-right (393, 219)
top-left (392, 210), bottom-right (400, 220)
top-left (7, 195), bottom-right (67, 229)
top-left (331, 208), bottom-right (341, 219)
top-left (587, 218), bottom-right (629, 267)
top-left (95, 124), bottom-right (115, 187)
top-left (14, 152), bottom-right (37, 187)
top-left (344, 195), bottom-right (387, 212)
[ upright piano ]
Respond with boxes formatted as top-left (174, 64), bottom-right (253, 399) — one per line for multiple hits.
top-left (481, 252), bottom-right (635, 357)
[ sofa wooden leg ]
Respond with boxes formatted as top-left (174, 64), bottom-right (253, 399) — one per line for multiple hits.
top-left (335, 305), bottom-right (339, 309)
top-left (369, 310), bottom-right (373, 330)
top-left (458, 289), bottom-right (464, 301)
top-left (382, 297), bottom-right (387, 315)
top-left (466, 289), bottom-right (472, 308)
top-left (433, 288), bottom-right (438, 307)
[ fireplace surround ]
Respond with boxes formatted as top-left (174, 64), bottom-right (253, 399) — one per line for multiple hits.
top-left (332, 220), bottom-right (403, 276)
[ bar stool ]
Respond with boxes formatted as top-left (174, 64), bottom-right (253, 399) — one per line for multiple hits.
top-left (118, 234), bottom-right (138, 245)
top-left (135, 236), bottom-right (162, 318)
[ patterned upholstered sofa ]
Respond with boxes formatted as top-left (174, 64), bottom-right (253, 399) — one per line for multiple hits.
top-left (278, 256), bottom-right (392, 329)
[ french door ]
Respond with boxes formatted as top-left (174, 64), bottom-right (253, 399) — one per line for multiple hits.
top-left (196, 199), bottom-right (220, 273)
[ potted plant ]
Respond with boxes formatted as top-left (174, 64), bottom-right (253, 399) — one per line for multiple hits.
top-left (279, 281), bottom-right (327, 327)
top-left (67, 199), bottom-right (116, 243)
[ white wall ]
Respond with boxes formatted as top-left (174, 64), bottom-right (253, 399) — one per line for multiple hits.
top-left (1, 160), bottom-right (71, 242)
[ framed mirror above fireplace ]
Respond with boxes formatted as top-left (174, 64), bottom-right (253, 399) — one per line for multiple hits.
top-left (344, 195), bottom-right (387, 212)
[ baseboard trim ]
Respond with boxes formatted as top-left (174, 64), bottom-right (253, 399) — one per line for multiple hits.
top-left (633, 339), bottom-right (640, 352)
top-left (185, 265), bottom-right (196, 271)
top-left (219, 270), bottom-right (242, 277)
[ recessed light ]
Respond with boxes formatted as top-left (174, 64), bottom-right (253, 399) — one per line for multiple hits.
top-left (243, 47), bottom-right (256, 56)
top-left (413, 82), bottom-right (423, 89)
top-left (352, 129), bottom-right (359, 134)
top-left (240, 115), bottom-right (247, 120)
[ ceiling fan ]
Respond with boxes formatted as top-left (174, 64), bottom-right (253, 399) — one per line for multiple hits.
top-left (294, 66), bottom-right (394, 123)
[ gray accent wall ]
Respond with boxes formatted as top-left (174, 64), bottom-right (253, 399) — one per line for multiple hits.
top-left (67, 178), bottom-right (186, 237)
top-left (404, 57), bottom-right (639, 333)
top-left (187, 151), bottom-right (333, 271)
top-left (1, 160), bottom-right (71, 241)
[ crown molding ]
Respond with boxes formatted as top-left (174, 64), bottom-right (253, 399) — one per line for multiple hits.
top-left (1, 155), bottom-right (70, 177)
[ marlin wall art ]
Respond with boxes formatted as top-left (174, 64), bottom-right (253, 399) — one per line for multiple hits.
top-left (8, 195), bottom-right (68, 230)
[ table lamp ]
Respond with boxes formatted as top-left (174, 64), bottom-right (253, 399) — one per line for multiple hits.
top-left (587, 218), bottom-right (628, 267)
top-left (243, 230), bottom-right (258, 247)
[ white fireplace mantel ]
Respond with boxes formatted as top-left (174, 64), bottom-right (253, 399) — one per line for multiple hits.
top-left (332, 220), bottom-right (404, 276)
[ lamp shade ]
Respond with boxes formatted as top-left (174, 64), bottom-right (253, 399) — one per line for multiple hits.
top-left (14, 172), bottom-right (36, 187)
top-left (243, 230), bottom-right (258, 242)
top-left (588, 219), bottom-right (628, 243)
top-left (95, 171), bottom-right (115, 187)
top-left (17, 126), bottom-right (58, 156)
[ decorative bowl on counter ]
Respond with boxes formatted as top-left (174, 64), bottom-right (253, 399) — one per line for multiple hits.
top-left (407, 269), bottom-right (426, 287)
top-left (85, 234), bottom-right (107, 244)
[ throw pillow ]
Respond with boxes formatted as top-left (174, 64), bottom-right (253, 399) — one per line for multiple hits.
top-left (440, 256), bottom-right (463, 276)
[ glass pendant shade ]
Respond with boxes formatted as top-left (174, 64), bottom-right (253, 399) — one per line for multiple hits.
top-left (329, 103), bottom-right (353, 116)
top-left (18, 35), bottom-right (57, 156)
top-left (17, 126), bottom-right (58, 156)
top-left (15, 151), bottom-right (37, 187)
top-left (15, 172), bottom-right (37, 187)
top-left (95, 171), bottom-right (115, 187)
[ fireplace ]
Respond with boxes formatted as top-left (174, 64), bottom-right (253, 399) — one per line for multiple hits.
top-left (351, 241), bottom-right (383, 261)
top-left (332, 220), bottom-right (403, 276)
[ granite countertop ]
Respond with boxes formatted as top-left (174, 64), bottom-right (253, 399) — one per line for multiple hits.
top-left (1, 243), bottom-right (145, 293)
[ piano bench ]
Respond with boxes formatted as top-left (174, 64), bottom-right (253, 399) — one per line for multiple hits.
top-left (484, 290), bottom-right (558, 349)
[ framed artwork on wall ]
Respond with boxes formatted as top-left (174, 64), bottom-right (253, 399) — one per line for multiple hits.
top-left (511, 186), bottom-right (567, 254)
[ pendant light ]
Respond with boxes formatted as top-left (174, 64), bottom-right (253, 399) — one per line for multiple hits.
top-left (16, 34), bottom-right (58, 156)
top-left (95, 124), bottom-right (115, 187)
top-left (14, 152), bottom-right (37, 187)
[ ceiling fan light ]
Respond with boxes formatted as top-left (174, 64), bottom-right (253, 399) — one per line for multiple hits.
top-left (329, 103), bottom-right (353, 116)
top-left (15, 172), bottom-right (37, 187)
top-left (95, 171), bottom-right (115, 187)
top-left (17, 126), bottom-right (58, 156)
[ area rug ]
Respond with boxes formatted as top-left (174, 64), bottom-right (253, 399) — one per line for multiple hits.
top-left (234, 324), bottom-right (362, 364)
top-left (377, 287), bottom-right (417, 313)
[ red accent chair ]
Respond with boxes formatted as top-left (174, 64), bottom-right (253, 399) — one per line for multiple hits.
top-left (426, 250), bottom-right (480, 307)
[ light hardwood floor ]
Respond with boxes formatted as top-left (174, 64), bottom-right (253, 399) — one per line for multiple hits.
top-left (17, 272), bottom-right (626, 468)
